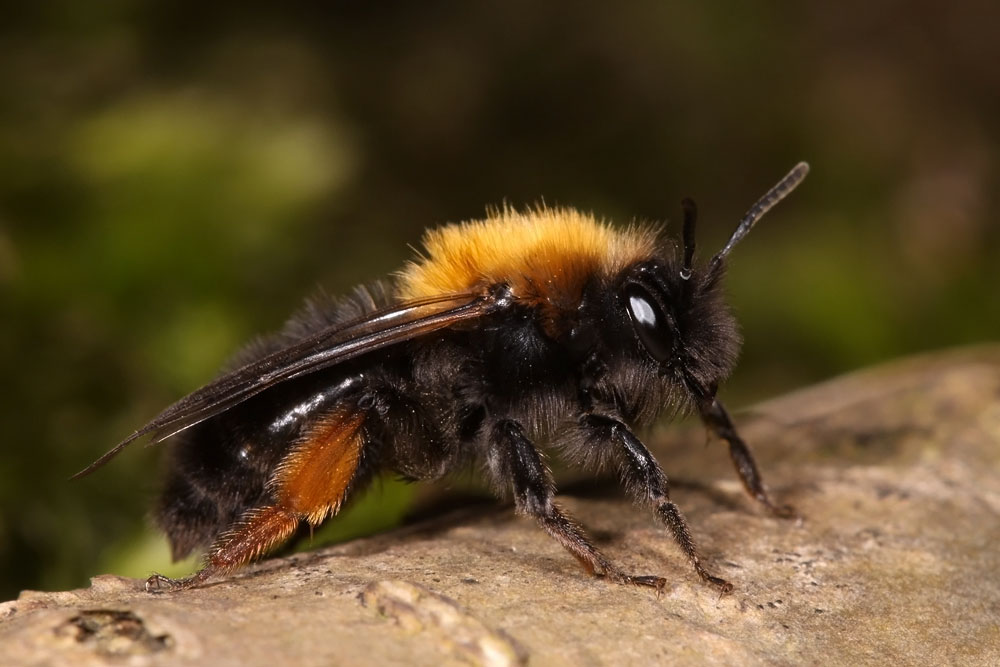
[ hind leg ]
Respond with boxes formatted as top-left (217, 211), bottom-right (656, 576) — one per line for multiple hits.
top-left (147, 405), bottom-right (367, 591)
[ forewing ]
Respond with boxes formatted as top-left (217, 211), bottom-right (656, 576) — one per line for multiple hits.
top-left (75, 286), bottom-right (511, 477)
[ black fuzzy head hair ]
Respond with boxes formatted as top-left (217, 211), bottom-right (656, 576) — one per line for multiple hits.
top-left (611, 253), bottom-right (740, 420)
top-left (672, 260), bottom-right (741, 396)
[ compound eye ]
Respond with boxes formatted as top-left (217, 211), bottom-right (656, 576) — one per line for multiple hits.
top-left (624, 284), bottom-right (675, 363)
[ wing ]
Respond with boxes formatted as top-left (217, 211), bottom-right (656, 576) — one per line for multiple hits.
top-left (74, 283), bottom-right (514, 478)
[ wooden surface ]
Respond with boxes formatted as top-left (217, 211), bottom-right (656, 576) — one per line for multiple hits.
top-left (3, 346), bottom-right (999, 666)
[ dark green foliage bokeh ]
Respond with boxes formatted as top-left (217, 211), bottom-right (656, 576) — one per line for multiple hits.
top-left (2, 2), bottom-right (997, 600)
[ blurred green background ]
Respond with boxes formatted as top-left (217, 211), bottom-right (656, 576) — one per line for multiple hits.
top-left (1, 2), bottom-right (997, 601)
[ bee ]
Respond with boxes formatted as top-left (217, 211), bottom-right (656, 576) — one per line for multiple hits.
top-left (77, 162), bottom-right (809, 593)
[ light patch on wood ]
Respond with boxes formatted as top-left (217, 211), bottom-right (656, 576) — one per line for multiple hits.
top-left (397, 206), bottom-right (658, 308)
top-left (272, 407), bottom-right (366, 525)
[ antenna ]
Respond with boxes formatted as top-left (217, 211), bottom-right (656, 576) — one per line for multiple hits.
top-left (710, 161), bottom-right (810, 268)
top-left (680, 197), bottom-right (697, 280)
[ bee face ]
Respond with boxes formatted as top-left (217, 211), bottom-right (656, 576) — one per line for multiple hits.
top-left (619, 259), bottom-right (740, 405)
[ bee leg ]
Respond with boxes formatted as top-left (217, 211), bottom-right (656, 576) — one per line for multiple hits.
top-left (581, 414), bottom-right (733, 593)
top-left (698, 397), bottom-right (796, 518)
top-left (146, 405), bottom-right (368, 593)
top-left (144, 572), bottom-right (207, 593)
top-left (488, 419), bottom-right (666, 591)
top-left (145, 505), bottom-right (302, 592)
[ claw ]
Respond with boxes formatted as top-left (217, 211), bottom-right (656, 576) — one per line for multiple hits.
top-left (144, 571), bottom-right (207, 593)
top-left (765, 501), bottom-right (799, 521)
top-left (706, 574), bottom-right (734, 595)
top-left (627, 574), bottom-right (668, 598)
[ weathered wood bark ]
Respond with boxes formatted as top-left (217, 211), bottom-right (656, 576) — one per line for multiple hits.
top-left (3, 346), bottom-right (999, 666)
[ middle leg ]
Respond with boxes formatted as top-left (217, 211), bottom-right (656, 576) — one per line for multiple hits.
top-left (486, 418), bottom-right (665, 590)
top-left (580, 414), bottom-right (733, 592)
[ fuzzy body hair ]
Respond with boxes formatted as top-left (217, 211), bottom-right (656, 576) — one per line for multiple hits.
top-left (156, 208), bottom-right (740, 560)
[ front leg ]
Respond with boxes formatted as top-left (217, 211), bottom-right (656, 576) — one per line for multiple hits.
top-left (698, 397), bottom-right (795, 518)
top-left (487, 419), bottom-right (665, 590)
top-left (581, 414), bottom-right (733, 593)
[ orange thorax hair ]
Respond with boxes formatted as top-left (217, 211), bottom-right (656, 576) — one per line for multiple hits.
top-left (398, 207), bottom-right (658, 313)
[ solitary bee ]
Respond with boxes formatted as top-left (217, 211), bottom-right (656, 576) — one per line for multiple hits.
top-left (78, 163), bottom-right (809, 592)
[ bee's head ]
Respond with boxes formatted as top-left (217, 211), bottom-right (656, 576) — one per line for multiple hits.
top-left (619, 162), bottom-right (809, 408)
top-left (619, 257), bottom-right (735, 408)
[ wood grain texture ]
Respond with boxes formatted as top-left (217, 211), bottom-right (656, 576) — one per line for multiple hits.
top-left (3, 346), bottom-right (999, 666)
